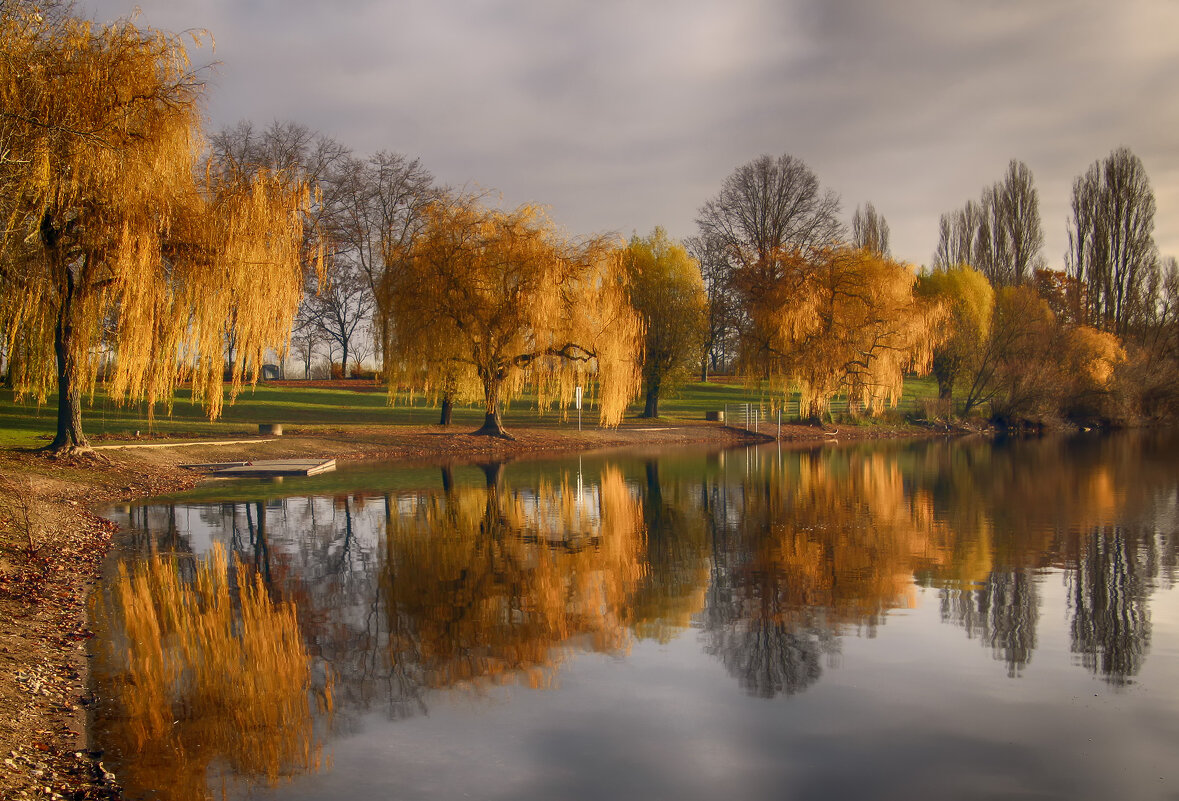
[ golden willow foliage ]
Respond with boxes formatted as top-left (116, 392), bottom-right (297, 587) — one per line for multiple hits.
top-left (95, 544), bottom-right (328, 801)
top-left (620, 227), bottom-right (709, 417)
top-left (0, 9), bottom-right (311, 449)
top-left (382, 193), bottom-right (643, 435)
top-left (726, 447), bottom-right (991, 631)
top-left (737, 247), bottom-right (942, 417)
top-left (106, 170), bottom-right (310, 417)
top-left (381, 467), bottom-right (645, 689)
top-left (915, 264), bottom-right (995, 403)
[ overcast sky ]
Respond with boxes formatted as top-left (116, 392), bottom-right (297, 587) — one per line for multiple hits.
top-left (82, 0), bottom-right (1179, 267)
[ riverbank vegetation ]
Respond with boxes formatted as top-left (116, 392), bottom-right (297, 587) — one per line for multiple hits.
top-left (2, 2), bottom-right (1177, 451)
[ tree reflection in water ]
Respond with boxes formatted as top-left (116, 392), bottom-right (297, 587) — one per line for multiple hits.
top-left (701, 448), bottom-right (930, 697)
top-left (93, 543), bottom-right (329, 801)
top-left (380, 462), bottom-right (644, 692)
top-left (1068, 528), bottom-right (1153, 686)
top-left (626, 461), bottom-right (710, 643)
top-left (100, 431), bottom-right (1179, 763)
top-left (938, 570), bottom-right (1039, 677)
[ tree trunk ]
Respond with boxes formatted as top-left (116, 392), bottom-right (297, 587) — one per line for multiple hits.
top-left (50, 320), bottom-right (88, 454)
top-left (439, 393), bottom-right (454, 426)
top-left (473, 374), bottom-right (513, 439)
top-left (642, 376), bottom-right (660, 418)
top-left (700, 354), bottom-right (709, 383)
top-left (2, 348), bottom-right (17, 388)
top-left (47, 242), bottom-right (89, 455)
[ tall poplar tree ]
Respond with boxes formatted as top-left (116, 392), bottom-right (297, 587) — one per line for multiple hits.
top-left (932, 159), bottom-right (1044, 286)
top-left (1066, 147), bottom-right (1158, 335)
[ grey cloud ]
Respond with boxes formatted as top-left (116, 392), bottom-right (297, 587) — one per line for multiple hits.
top-left (82, 0), bottom-right (1179, 264)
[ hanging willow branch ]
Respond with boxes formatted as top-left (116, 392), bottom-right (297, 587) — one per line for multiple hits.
top-left (382, 194), bottom-right (643, 437)
top-left (0, 8), bottom-right (314, 452)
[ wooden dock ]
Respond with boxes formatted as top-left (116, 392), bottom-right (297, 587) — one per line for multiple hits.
top-left (180, 459), bottom-right (337, 478)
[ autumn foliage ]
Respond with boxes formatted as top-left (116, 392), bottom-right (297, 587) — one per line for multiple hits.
top-left (736, 246), bottom-right (941, 418)
top-left (382, 194), bottom-right (643, 437)
top-left (0, 9), bottom-right (312, 452)
top-left (95, 545), bottom-right (327, 799)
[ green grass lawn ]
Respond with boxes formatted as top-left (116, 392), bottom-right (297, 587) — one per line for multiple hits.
top-left (0, 375), bottom-right (941, 449)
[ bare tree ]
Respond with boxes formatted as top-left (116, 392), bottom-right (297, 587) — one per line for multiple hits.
top-left (290, 307), bottom-right (322, 379)
top-left (696, 154), bottom-right (843, 379)
top-left (685, 233), bottom-right (740, 380)
top-left (933, 159), bottom-right (1044, 285)
top-left (1066, 147), bottom-right (1158, 336)
top-left (329, 152), bottom-right (437, 375)
top-left (308, 260), bottom-right (374, 377)
top-left (851, 201), bottom-right (891, 258)
top-left (994, 160), bottom-right (1044, 285)
top-left (696, 153), bottom-right (843, 295)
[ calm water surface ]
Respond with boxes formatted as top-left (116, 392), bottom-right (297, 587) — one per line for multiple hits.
top-left (95, 433), bottom-right (1179, 800)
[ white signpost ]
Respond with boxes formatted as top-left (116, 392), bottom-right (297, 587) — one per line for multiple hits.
top-left (575, 386), bottom-right (582, 431)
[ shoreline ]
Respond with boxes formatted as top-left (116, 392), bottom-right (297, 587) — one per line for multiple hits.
top-left (0, 419), bottom-right (939, 800)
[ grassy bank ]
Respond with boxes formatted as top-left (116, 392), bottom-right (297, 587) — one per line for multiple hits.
top-left (0, 376), bottom-right (941, 449)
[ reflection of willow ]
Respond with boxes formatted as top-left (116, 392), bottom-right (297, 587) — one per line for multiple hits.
top-left (938, 570), bottom-right (1039, 677)
top-left (626, 461), bottom-right (711, 642)
top-left (703, 450), bottom-right (935, 698)
top-left (94, 543), bottom-right (329, 801)
top-left (1067, 528), bottom-right (1153, 686)
top-left (380, 466), bottom-right (643, 692)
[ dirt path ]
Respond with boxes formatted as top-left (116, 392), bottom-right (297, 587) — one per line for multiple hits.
top-left (0, 419), bottom-right (928, 799)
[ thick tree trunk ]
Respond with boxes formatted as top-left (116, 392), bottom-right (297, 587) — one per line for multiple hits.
top-left (474, 409), bottom-right (511, 438)
top-left (700, 354), bottom-right (709, 383)
top-left (439, 394), bottom-right (454, 426)
top-left (642, 376), bottom-right (660, 418)
top-left (47, 243), bottom-right (89, 455)
top-left (50, 324), bottom-right (88, 453)
top-left (473, 375), bottom-right (513, 439)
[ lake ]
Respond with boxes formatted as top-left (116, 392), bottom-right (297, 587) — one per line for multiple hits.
top-left (94, 432), bottom-right (1179, 800)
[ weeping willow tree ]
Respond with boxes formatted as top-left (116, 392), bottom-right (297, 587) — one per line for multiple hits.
top-left (95, 544), bottom-right (328, 799)
top-left (736, 246), bottom-right (943, 418)
top-left (0, 8), bottom-right (311, 454)
top-left (382, 466), bottom-right (645, 689)
top-left (383, 193), bottom-right (643, 438)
